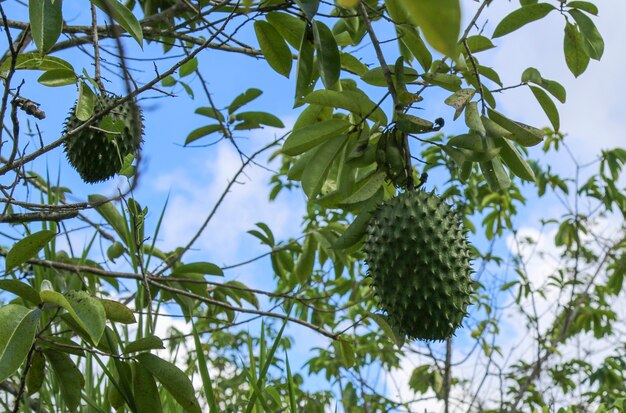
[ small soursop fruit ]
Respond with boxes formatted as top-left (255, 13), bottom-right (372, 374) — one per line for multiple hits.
top-left (363, 190), bottom-right (473, 341)
top-left (63, 93), bottom-right (143, 183)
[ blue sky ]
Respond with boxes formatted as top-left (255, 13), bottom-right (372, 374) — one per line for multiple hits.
top-left (2, 0), bottom-right (626, 410)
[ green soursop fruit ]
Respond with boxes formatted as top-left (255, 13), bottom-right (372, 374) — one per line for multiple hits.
top-left (363, 190), bottom-right (473, 341)
top-left (63, 94), bottom-right (143, 183)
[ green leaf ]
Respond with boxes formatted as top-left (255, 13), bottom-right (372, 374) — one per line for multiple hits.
top-left (465, 35), bottom-right (495, 53)
top-left (43, 349), bottom-right (84, 412)
top-left (302, 134), bottom-right (348, 197)
top-left (29, 0), bottom-right (63, 54)
top-left (123, 336), bottom-right (165, 354)
top-left (266, 12), bottom-right (306, 49)
top-left (444, 88), bottom-right (475, 120)
top-left (133, 362), bottom-right (163, 413)
top-left (340, 52), bottom-right (368, 77)
top-left (294, 0), bottom-right (320, 20)
top-left (0, 280), bottom-right (42, 305)
top-left (495, 138), bottom-right (536, 182)
top-left (563, 22), bottom-right (590, 77)
top-left (100, 299), bottom-right (136, 324)
top-left (312, 21), bottom-right (341, 88)
top-left (295, 235), bottom-right (316, 282)
top-left (333, 212), bottom-right (371, 250)
top-left (529, 86), bottom-right (559, 131)
top-left (185, 124), bottom-right (222, 145)
top-left (398, 0), bottom-right (461, 57)
top-left (465, 102), bottom-right (486, 136)
top-left (487, 108), bottom-right (543, 147)
top-left (92, 0), bottom-right (143, 47)
top-left (195, 107), bottom-right (224, 122)
top-left (522, 68), bottom-right (566, 103)
top-left (294, 24), bottom-right (316, 106)
top-left (254, 20), bottom-right (292, 78)
top-left (340, 170), bottom-right (386, 205)
top-left (235, 111), bottom-right (285, 128)
top-left (395, 114), bottom-right (434, 133)
top-left (566, 1), bottom-right (598, 16)
top-left (303, 89), bottom-right (387, 124)
top-left (396, 26), bottom-right (432, 71)
top-left (0, 53), bottom-right (74, 74)
top-left (76, 81), bottom-right (95, 121)
top-left (88, 195), bottom-right (128, 242)
top-left (282, 119), bottom-right (350, 156)
top-left (26, 350), bottom-right (45, 395)
top-left (179, 57), bottom-right (198, 77)
top-left (568, 9), bottom-right (604, 60)
top-left (362, 66), bottom-right (419, 87)
top-left (136, 353), bottom-right (201, 413)
top-left (492, 3), bottom-right (555, 38)
top-left (338, 340), bottom-right (355, 368)
top-left (369, 313), bottom-right (404, 348)
top-left (480, 158), bottom-right (511, 191)
top-left (175, 262), bottom-right (223, 276)
top-left (40, 290), bottom-right (106, 344)
top-left (0, 305), bottom-right (41, 382)
top-left (191, 322), bottom-right (218, 413)
top-left (5, 230), bottom-right (56, 271)
top-left (228, 88), bottom-right (262, 114)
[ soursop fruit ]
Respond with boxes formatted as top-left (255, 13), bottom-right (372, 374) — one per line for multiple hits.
top-left (63, 94), bottom-right (143, 183)
top-left (363, 190), bottom-right (473, 341)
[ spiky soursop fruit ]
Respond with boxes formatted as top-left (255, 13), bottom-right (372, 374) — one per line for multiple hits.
top-left (63, 94), bottom-right (143, 183)
top-left (363, 190), bottom-right (473, 341)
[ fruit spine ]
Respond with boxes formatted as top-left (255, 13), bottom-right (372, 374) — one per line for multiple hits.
top-left (63, 93), bottom-right (143, 183)
top-left (363, 190), bottom-right (473, 341)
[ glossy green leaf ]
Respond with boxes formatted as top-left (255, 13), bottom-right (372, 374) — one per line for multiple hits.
top-left (40, 290), bottom-right (106, 344)
top-left (179, 57), bottom-right (198, 77)
top-left (340, 170), bottom-right (386, 205)
top-left (38, 68), bottom-right (76, 87)
top-left (29, 0), bottom-right (63, 54)
top-left (0, 53), bottom-right (74, 74)
top-left (333, 211), bottom-right (371, 249)
top-left (465, 102), bottom-right (486, 136)
top-left (133, 362), bottom-right (162, 413)
top-left (492, 3), bottom-right (555, 38)
top-left (294, 0), bottom-right (320, 20)
top-left (123, 336), bottom-right (165, 354)
top-left (100, 299), bottom-right (136, 324)
top-left (568, 9), bottom-right (604, 60)
top-left (282, 119), bottom-right (350, 155)
top-left (480, 158), bottom-right (511, 191)
top-left (303, 89), bottom-right (387, 124)
top-left (340, 52), bottom-right (368, 76)
top-left (295, 235), bottom-right (316, 282)
top-left (266, 12), bottom-right (306, 49)
top-left (312, 21), bottom-right (341, 88)
top-left (92, 0), bottom-right (143, 47)
top-left (496, 138), bottom-right (536, 182)
top-left (566, 1), bottom-right (598, 15)
top-left (5, 230), bottom-right (56, 271)
top-left (396, 26), bottom-right (432, 71)
top-left (136, 353), bottom-right (201, 413)
top-left (395, 114), bottom-right (434, 133)
top-left (0, 305), bottom-right (41, 382)
top-left (302, 134), bottom-right (348, 197)
top-left (235, 111), bottom-right (284, 128)
top-left (88, 194), bottom-right (128, 242)
top-left (185, 124), bottom-right (222, 145)
top-left (26, 350), bottom-right (45, 395)
top-left (465, 35), bottom-right (495, 53)
top-left (487, 108), bottom-right (543, 146)
top-left (254, 21), bottom-right (293, 78)
top-left (295, 24), bottom-right (316, 106)
top-left (564, 22), bottom-right (590, 77)
top-left (529, 86), bottom-right (559, 131)
top-left (195, 107), bottom-right (224, 122)
top-left (522, 68), bottom-right (566, 103)
top-left (175, 262), bottom-right (223, 276)
top-left (43, 349), bottom-right (84, 412)
top-left (398, 0), bottom-right (461, 57)
top-left (0, 280), bottom-right (41, 305)
top-left (76, 81), bottom-right (95, 121)
top-left (362, 66), bottom-right (419, 87)
top-left (228, 88), bottom-right (262, 114)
